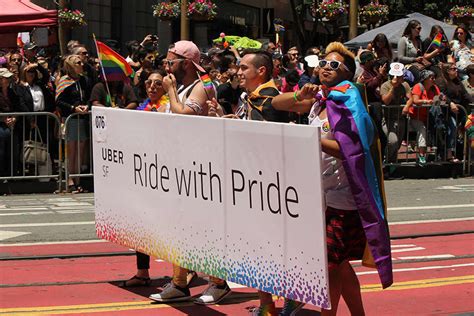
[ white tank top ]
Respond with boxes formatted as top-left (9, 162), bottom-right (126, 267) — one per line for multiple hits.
top-left (309, 99), bottom-right (356, 210)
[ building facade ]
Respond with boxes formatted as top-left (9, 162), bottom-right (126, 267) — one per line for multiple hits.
top-left (32, 0), bottom-right (299, 54)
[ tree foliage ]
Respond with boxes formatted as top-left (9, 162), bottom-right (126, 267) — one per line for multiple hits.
top-left (381, 0), bottom-right (472, 21)
top-left (287, 0), bottom-right (472, 51)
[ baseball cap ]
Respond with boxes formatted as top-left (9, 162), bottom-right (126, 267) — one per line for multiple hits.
top-left (207, 47), bottom-right (225, 56)
top-left (359, 50), bottom-right (375, 64)
top-left (389, 62), bottom-right (404, 77)
top-left (304, 55), bottom-right (319, 68)
top-left (169, 40), bottom-right (205, 73)
top-left (0, 68), bottom-right (13, 78)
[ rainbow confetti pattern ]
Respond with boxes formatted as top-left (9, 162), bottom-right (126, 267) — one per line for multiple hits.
top-left (96, 209), bottom-right (329, 308)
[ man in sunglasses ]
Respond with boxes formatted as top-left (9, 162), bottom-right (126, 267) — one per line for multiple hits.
top-left (272, 42), bottom-right (392, 316)
top-left (206, 49), bottom-right (292, 315)
top-left (7, 52), bottom-right (23, 84)
top-left (149, 40), bottom-right (232, 306)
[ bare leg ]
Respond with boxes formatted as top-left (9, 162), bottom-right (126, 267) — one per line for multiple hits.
top-left (67, 141), bottom-right (77, 187)
top-left (340, 261), bottom-right (365, 316)
top-left (76, 140), bottom-right (87, 186)
top-left (322, 266), bottom-right (342, 316)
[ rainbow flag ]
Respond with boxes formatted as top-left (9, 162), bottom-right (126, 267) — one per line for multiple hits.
top-left (200, 74), bottom-right (214, 91)
top-left (430, 32), bottom-right (444, 48)
top-left (325, 81), bottom-right (393, 289)
top-left (96, 40), bottom-right (133, 81)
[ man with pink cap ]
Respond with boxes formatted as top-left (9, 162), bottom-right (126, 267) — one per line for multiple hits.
top-left (149, 40), bottom-right (231, 305)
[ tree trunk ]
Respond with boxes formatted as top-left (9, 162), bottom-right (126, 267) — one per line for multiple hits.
top-left (180, 0), bottom-right (190, 40)
top-left (58, 0), bottom-right (68, 56)
top-left (289, 0), bottom-right (307, 52)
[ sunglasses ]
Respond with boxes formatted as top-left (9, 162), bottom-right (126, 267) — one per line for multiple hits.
top-left (145, 79), bottom-right (163, 87)
top-left (456, 32), bottom-right (465, 35)
top-left (75, 61), bottom-right (83, 65)
top-left (319, 59), bottom-right (349, 71)
top-left (415, 27), bottom-right (422, 30)
top-left (164, 59), bottom-right (185, 67)
top-left (79, 51), bottom-right (89, 55)
top-left (11, 58), bottom-right (22, 62)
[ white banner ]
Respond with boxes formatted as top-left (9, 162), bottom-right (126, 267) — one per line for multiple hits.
top-left (92, 107), bottom-right (329, 308)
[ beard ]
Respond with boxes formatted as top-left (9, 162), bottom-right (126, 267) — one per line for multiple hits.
top-left (173, 62), bottom-right (186, 85)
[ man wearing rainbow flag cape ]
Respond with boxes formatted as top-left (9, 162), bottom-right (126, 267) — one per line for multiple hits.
top-left (272, 42), bottom-right (393, 316)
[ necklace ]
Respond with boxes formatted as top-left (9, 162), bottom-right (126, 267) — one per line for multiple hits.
top-left (139, 95), bottom-right (169, 112)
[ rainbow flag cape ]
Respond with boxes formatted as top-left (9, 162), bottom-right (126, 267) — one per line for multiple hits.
top-left (55, 75), bottom-right (76, 100)
top-left (325, 81), bottom-right (393, 289)
top-left (96, 40), bottom-right (133, 81)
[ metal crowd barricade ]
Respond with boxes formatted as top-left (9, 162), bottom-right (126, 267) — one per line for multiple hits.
top-left (0, 112), bottom-right (62, 190)
top-left (63, 112), bottom-right (93, 192)
top-left (380, 103), bottom-right (470, 174)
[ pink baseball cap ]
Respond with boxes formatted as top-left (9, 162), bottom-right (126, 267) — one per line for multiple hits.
top-left (169, 40), bottom-right (205, 73)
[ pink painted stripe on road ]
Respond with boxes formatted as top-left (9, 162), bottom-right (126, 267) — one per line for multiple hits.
top-left (389, 219), bottom-right (474, 237)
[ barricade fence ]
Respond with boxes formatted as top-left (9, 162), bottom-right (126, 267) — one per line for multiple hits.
top-left (1, 107), bottom-right (472, 192)
top-left (0, 112), bottom-right (62, 190)
top-left (379, 103), bottom-right (472, 175)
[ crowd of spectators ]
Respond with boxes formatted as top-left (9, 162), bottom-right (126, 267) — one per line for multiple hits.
top-left (0, 20), bottom-right (473, 187)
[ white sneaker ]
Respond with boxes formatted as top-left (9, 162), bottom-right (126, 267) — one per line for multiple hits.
top-left (149, 282), bottom-right (191, 303)
top-left (193, 282), bottom-right (231, 305)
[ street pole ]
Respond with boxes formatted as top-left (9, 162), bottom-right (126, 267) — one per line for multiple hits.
top-left (180, 0), bottom-right (189, 40)
top-left (348, 0), bottom-right (358, 40)
top-left (58, 0), bottom-right (68, 55)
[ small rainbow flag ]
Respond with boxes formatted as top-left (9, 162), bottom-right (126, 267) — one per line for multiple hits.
top-left (95, 40), bottom-right (133, 81)
top-left (200, 74), bottom-right (214, 91)
top-left (430, 32), bottom-right (444, 48)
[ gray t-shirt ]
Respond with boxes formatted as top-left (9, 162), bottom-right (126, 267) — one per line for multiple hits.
top-left (380, 80), bottom-right (411, 119)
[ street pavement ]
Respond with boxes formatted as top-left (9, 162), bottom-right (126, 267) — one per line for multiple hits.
top-left (0, 178), bottom-right (473, 315)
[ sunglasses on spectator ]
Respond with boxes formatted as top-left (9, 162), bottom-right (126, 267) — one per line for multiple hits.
top-left (145, 79), bottom-right (163, 87)
top-left (456, 31), bottom-right (465, 35)
top-left (319, 59), bottom-right (349, 71)
top-left (448, 67), bottom-right (457, 71)
top-left (75, 61), bottom-right (83, 65)
top-left (164, 59), bottom-right (185, 67)
top-left (11, 58), bottom-right (22, 62)
top-left (79, 51), bottom-right (89, 55)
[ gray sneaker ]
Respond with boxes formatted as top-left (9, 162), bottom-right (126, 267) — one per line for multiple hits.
top-left (149, 282), bottom-right (191, 303)
top-left (193, 282), bottom-right (231, 305)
